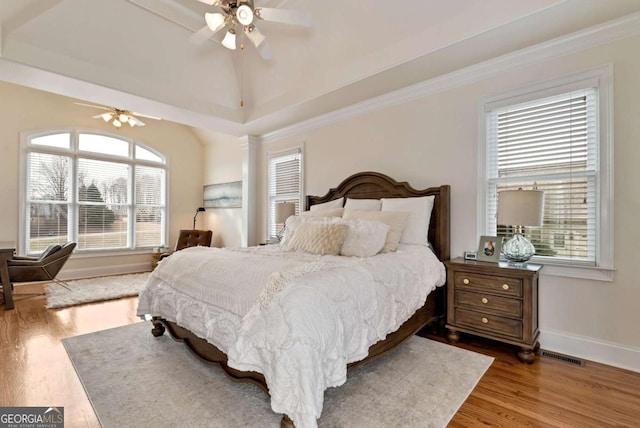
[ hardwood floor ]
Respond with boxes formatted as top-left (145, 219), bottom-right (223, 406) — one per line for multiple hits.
top-left (1, 283), bottom-right (639, 427)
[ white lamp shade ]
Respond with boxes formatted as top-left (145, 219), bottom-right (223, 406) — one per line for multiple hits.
top-left (497, 190), bottom-right (544, 227)
top-left (275, 202), bottom-right (295, 224)
top-left (221, 29), bottom-right (237, 50)
top-left (205, 13), bottom-right (226, 33)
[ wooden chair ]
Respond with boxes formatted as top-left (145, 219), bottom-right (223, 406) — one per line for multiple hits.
top-left (159, 230), bottom-right (212, 262)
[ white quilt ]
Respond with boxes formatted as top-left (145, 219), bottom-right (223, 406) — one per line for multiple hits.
top-left (137, 244), bottom-right (445, 428)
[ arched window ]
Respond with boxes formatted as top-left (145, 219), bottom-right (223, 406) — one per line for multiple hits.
top-left (20, 130), bottom-right (167, 254)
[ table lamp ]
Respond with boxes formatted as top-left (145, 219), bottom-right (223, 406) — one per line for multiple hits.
top-left (275, 202), bottom-right (295, 241)
top-left (497, 189), bottom-right (544, 264)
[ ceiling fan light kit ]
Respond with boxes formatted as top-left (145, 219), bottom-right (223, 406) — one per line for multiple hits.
top-left (75, 102), bottom-right (160, 128)
top-left (205, 12), bottom-right (226, 33)
top-left (196, 0), bottom-right (312, 59)
top-left (222, 28), bottom-right (237, 50)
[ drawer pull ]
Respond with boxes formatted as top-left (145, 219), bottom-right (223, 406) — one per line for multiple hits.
top-left (463, 278), bottom-right (470, 285)
top-left (481, 297), bottom-right (489, 304)
top-left (481, 317), bottom-right (489, 324)
top-left (502, 283), bottom-right (510, 290)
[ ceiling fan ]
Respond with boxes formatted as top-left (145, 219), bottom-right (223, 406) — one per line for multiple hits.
top-left (191, 0), bottom-right (312, 60)
top-left (74, 103), bottom-right (161, 128)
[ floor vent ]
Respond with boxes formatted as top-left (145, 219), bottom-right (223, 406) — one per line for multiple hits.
top-left (540, 350), bottom-right (585, 366)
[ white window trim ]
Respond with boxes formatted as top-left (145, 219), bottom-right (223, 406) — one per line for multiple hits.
top-left (477, 65), bottom-right (614, 281)
top-left (266, 144), bottom-right (304, 241)
top-left (19, 128), bottom-right (168, 256)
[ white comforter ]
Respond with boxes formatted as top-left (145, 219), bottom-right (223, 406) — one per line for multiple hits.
top-left (137, 244), bottom-right (445, 428)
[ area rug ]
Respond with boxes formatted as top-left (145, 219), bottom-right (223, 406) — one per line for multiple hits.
top-left (47, 272), bottom-right (150, 309)
top-left (63, 322), bottom-right (494, 427)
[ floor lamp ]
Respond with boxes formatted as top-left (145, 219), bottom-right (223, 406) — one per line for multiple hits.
top-left (193, 207), bottom-right (206, 230)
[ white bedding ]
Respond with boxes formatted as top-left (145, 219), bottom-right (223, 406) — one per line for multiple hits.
top-left (137, 244), bottom-right (445, 428)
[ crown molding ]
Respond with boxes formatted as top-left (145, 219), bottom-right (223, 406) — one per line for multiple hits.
top-left (260, 12), bottom-right (640, 144)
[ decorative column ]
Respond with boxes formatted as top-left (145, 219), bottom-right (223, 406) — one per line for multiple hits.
top-left (240, 135), bottom-right (258, 247)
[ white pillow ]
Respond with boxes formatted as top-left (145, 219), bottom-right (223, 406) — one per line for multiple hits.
top-left (281, 215), bottom-right (342, 248)
top-left (340, 219), bottom-right (389, 258)
top-left (300, 208), bottom-right (344, 217)
top-left (285, 221), bottom-right (349, 255)
top-left (309, 197), bottom-right (344, 211)
top-left (381, 196), bottom-right (434, 246)
top-left (344, 198), bottom-right (382, 212)
top-left (343, 210), bottom-right (409, 253)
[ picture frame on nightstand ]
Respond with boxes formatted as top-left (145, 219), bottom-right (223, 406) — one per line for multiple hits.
top-left (476, 235), bottom-right (501, 262)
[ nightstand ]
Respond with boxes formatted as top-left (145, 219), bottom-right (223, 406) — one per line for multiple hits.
top-left (445, 258), bottom-right (542, 363)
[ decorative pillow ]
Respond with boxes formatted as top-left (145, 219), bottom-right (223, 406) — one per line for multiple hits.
top-left (340, 219), bottom-right (389, 258)
top-left (343, 210), bottom-right (409, 252)
top-left (285, 222), bottom-right (349, 255)
top-left (381, 196), bottom-right (435, 246)
top-left (343, 198), bottom-right (382, 212)
top-left (300, 208), bottom-right (344, 217)
top-left (281, 215), bottom-right (342, 248)
top-left (309, 197), bottom-right (344, 211)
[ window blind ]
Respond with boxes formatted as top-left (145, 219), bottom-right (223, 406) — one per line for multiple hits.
top-left (487, 88), bottom-right (598, 263)
top-left (23, 132), bottom-right (167, 254)
top-left (267, 148), bottom-right (302, 238)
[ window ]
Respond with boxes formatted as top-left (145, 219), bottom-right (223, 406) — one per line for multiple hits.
top-left (267, 147), bottom-right (303, 239)
top-left (21, 130), bottom-right (167, 255)
top-left (480, 67), bottom-right (613, 280)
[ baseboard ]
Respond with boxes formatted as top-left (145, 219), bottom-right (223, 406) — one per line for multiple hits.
top-left (540, 329), bottom-right (640, 373)
top-left (58, 262), bottom-right (151, 281)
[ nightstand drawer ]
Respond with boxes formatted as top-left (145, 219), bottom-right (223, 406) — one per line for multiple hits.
top-left (455, 290), bottom-right (522, 317)
top-left (454, 308), bottom-right (523, 339)
top-left (454, 272), bottom-right (522, 297)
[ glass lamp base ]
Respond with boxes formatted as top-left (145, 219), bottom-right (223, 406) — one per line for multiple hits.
top-left (501, 233), bottom-right (535, 264)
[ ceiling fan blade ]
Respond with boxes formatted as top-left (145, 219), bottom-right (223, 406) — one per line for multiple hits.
top-left (255, 7), bottom-right (312, 27)
top-left (131, 112), bottom-right (161, 121)
top-left (128, 116), bottom-right (146, 127)
top-left (74, 102), bottom-right (110, 111)
top-left (189, 25), bottom-right (217, 45)
top-left (245, 26), bottom-right (272, 60)
top-left (245, 25), bottom-right (265, 48)
top-left (196, 0), bottom-right (217, 5)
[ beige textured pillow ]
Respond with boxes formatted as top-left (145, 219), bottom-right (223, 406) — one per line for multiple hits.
top-left (286, 221), bottom-right (349, 255)
top-left (343, 210), bottom-right (409, 252)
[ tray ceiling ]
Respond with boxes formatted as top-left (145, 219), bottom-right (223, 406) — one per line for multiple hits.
top-left (1, 0), bottom-right (639, 136)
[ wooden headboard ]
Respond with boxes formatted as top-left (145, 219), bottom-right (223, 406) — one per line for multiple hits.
top-left (306, 171), bottom-right (450, 261)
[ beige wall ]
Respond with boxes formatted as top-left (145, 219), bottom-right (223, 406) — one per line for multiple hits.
top-left (196, 129), bottom-right (244, 248)
top-left (250, 35), bottom-right (640, 361)
top-left (0, 81), bottom-right (204, 277)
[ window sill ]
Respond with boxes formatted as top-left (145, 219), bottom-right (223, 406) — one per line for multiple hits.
top-left (70, 249), bottom-right (155, 259)
top-left (536, 261), bottom-right (615, 282)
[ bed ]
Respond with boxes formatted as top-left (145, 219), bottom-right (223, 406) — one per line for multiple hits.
top-left (137, 171), bottom-right (450, 428)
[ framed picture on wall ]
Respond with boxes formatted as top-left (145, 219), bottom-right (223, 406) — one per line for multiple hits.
top-left (203, 181), bottom-right (242, 208)
top-left (476, 235), bottom-right (501, 262)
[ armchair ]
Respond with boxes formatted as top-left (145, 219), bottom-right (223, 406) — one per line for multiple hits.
top-left (8, 242), bottom-right (76, 285)
top-left (158, 230), bottom-right (212, 263)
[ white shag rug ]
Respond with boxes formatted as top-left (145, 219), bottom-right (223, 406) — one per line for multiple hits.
top-left (47, 272), bottom-right (150, 309)
top-left (63, 322), bottom-right (494, 427)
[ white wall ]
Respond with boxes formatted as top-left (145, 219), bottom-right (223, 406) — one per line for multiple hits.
top-left (196, 129), bottom-right (244, 248)
top-left (247, 34), bottom-right (640, 370)
top-left (0, 81), bottom-right (205, 277)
